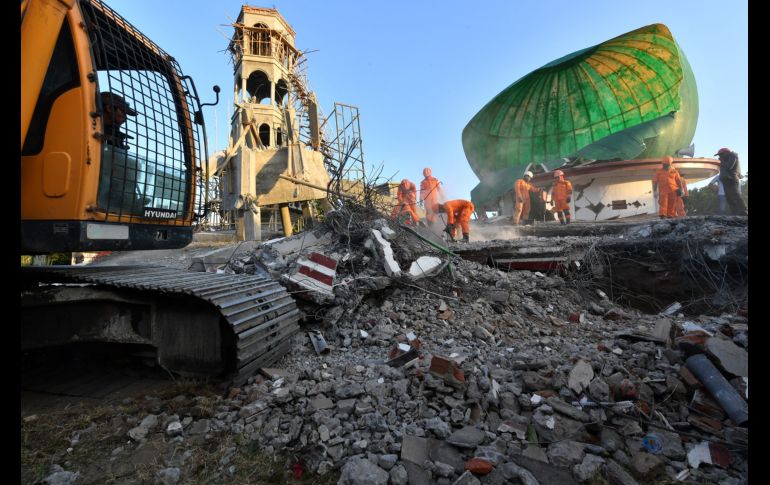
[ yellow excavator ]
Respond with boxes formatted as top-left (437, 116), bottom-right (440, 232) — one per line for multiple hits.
top-left (21, 0), bottom-right (299, 384)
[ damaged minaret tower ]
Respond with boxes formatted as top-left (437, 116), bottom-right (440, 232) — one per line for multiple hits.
top-left (212, 6), bottom-right (330, 240)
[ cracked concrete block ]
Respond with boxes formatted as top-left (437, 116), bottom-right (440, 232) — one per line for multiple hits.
top-left (401, 435), bottom-right (430, 465)
top-left (371, 229), bottom-right (402, 277)
top-left (408, 256), bottom-right (445, 279)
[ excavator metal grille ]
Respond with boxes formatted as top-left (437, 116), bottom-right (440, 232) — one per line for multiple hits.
top-left (81, 0), bottom-right (205, 224)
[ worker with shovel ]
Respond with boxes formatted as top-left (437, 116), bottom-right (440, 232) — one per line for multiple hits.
top-left (419, 167), bottom-right (445, 226)
top-left (435, 199), bottom-right (474, 243)
top-left (391, 178), bottom-right (421, 225)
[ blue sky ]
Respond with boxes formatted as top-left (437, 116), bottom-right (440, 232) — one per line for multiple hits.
top-left (108, 0), bottom-right (747, 199)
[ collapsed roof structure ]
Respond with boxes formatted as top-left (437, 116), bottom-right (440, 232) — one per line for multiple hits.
top-left (462, 24), bottom-right (716, 220)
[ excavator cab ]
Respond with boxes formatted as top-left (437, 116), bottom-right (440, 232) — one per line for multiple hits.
top-left (21, 1), bottom-right (300, 385)
top-left (21, 0), bottom-right (205, 253)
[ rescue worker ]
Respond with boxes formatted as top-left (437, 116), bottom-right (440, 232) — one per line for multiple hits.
top-left (512, 171), bottom-right (546, 225)
top-left (435, 199), bottom-right (474, 243)
top-left (714, 148), bottom-right (748, 216)
top-left (391, 178), bottom-right (420, 225)
top-left (673, 172), bottom-right (688, 217)
top-left (419, 167), bottom-right (445, 226)
top-left (651, 156), bottom-right (683, 219)
top-left (549, 169), bottom-right (573, 224)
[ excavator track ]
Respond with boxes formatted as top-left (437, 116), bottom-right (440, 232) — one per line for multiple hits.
top-left (21, 266), bottom-right (300, 386)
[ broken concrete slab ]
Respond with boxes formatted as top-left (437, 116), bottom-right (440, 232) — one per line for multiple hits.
top-left (446, 426), bottom-right (486, 449)
top-left (429, 439), bottom-right (465, 474)
top-left (606, 459), bottom-right (640, 485)
top-left (628, 451), bottom-right (664, 480)
top-left (573, 454), bottom-right (605, 482)
top-left (652, 318), bottom-right (673, 345)
top-left (401, 460), bottom-right (430, 485)
top-left (407, 256), bottom-right (446, 280)
top-left (546, 398), bottom-right (590, 422)
top-left (568, 360), bottom-right (594, 394)
top-left (371, 229), bottom-right (402, 277)
top-left (267, 229), bottom-right (333, 258)
top-left (705, 335), bottom-right (748, 377)
top-left (285, 252), bottom-right (338, 302)
top-left (510, 455), bottom-right (578, 485)
top-left (522, 445), bottom-right (549, 463)
top-left (337, 457), bottom-right (389, 485)
top-left (615, 329), bottom-right (667, 345)
top-left (547, 440), bottom-right (586, 467)
top-left (400, 435), bottom-right (430, 465)
top-left (309, 395), bottom-right (334, 412)
top-left (188, 242), bottom-right (259, 273)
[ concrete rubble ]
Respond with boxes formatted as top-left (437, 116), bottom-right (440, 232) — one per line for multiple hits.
top-left (28, 213), bottom-right (747, 483)
top-left (190, 212), bottom-right (746, 484)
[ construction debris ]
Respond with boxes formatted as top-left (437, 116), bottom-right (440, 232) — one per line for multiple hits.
top-left (23, 213), bottom-right (748, 484)
top-left (189, 211), bottom-right (747, 483)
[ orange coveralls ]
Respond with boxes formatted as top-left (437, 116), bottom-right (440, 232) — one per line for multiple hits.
top-left (512, 178), bottom-right (542, 224)
top-left (551, 179), bottom-right (573, 212)
top-left (652, 167), bottom-right (683, 218)
top-left (673, 173), bottom-right (688, 217)
top-left (391, 179), bottom-right (420, 224)
top-left (443, 199), bottom-right (475, 237)
top-left (420, 172), bottom-right (444, 224)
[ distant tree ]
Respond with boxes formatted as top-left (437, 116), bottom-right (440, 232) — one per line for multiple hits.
top-left (685, 186), bottom-right (718, 215)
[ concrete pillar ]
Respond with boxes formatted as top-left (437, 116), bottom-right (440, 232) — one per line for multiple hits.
top-left (243, 206), bottom-right (261, 241)
top-left (235, 211), bottom-right (245, 240)
top-left (280, 203), bottom-right (293, 237)
top-left (270, 80), bottom-right (275, 107)
top-left (302, 201), bottom-right (314, 230)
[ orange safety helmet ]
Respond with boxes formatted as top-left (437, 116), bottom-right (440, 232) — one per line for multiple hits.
top-left (423, 167), bottom-right (432, 177)
top-left (553, 170), bottom-right (564, 178)
top-left (662, 155), bottom-right (674, 165)
top-left (401, 178), bottom-right (411, 186)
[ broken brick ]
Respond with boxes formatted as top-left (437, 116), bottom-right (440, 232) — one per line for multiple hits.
top-left (429, 355), bottom-right (466, 387)
top-left (636, 401), bottom-right (651, 416)
top-left (690, 389), bottom-right (725, 420)
top-left (616, 379), bottom-right (638, 400)
top-left (708, 443), bottom-right (732, 467)
top-left (688, 414), bottom-right (723, 435)
top-left (465, 458), bottom-right (494, 475)
top-left (678, 367), bottom-right (702, 389)
top-left (676, 333), bottom-right (709, 353)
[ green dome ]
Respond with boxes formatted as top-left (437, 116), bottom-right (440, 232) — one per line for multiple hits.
top-left (463, 23), bottom-right (698, 208)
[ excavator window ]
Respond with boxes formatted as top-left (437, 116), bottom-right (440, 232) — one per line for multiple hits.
top-left (22, 20), bottom-right (80, 156)
top-left (79, 0), bottom-right (204, 223)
